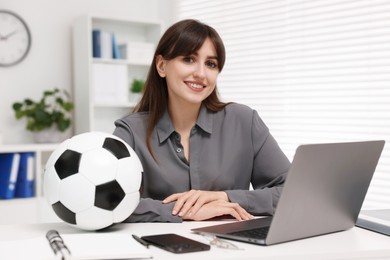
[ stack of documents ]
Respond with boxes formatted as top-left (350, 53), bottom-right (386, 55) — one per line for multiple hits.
top-left (0, 232), bottom-right (152, 259)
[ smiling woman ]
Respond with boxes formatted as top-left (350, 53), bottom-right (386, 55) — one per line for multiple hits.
top-left (113, 19), bottom-right (290, 223)
top-left (0, 10), bottom-right (31, 67)
top-left (154, 37), bottom-right (221, 161)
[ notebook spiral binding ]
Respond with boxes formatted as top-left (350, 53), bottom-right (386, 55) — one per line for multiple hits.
top-left (46, 229), bottom-right (71, 260)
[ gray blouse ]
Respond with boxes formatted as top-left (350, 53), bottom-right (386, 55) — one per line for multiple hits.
top-left (113, 103), bottom-right (290, 222)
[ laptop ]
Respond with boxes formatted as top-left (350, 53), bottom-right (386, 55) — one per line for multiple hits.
top-left (192, 140), bottom-right (385, 245)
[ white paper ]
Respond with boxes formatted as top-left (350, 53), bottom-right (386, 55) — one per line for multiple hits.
top-left (0, 233), bottom-right (152, 260)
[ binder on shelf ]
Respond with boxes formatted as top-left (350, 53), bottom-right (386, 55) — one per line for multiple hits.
top-left (92, 29), bottom-right (102, 58)
top-left (0, 153), bottom-right (21, 199)
top-left (15, 152), bottom-right (35, 198)
top-left (101, 31), bottom-right (113, 59)
top-left (92, 29), bottom-right (113, 59)
top-left (112, 33), bottom-right (120, 59)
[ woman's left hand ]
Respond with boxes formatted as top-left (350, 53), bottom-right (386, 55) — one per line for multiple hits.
top-left (182, 200), bottom-right (254, 221)
top-left (163, 190), bottom-right (229, 217)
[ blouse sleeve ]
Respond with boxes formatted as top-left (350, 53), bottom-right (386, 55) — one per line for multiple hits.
top-left (225, 110), bottom-right (290, 215)
top-left (113, 121), bottom-right (182, 223)
top-left (123, 198), bottom-right (182, 223)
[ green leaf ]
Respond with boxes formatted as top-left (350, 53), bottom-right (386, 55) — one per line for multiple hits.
top-left (12, 103), bottom-right (23, 111)
top-left (11, 87), bottom-right (74, 133)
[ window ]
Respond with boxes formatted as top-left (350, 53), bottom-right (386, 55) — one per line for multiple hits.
top-left (176, 0), bottom-right (390, 209)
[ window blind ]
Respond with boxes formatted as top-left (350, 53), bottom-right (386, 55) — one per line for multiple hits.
top-left (176, 0), bottom-right (390, 209)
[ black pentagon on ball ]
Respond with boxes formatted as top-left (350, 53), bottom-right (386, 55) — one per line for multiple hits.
top-left (94, 180), bottom-right (125, 211)
top-left (54, 150), bottom-right (82, 180)
top-left (52, 201), bottom-right (76, 224)
top-left (103, 137), bottom-right (130, 159)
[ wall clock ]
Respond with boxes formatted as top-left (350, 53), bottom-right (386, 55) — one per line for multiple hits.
top-left (0, 10), bottom-right (31, 67)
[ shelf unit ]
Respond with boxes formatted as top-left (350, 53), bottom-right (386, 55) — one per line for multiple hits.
top-left (0, 143), bottom-right (58, 199)
top-left (72, 15), bottom-right (163, 134)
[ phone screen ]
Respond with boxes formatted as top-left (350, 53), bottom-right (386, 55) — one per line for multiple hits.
top-left (141, 233), bottom-right (210, 254)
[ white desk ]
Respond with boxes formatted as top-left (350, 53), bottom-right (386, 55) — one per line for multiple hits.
top-left (0, 220), bottom-right (389, 260)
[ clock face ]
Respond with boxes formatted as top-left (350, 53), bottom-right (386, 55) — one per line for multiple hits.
top-left (0, 10), bottom-right (31, 67)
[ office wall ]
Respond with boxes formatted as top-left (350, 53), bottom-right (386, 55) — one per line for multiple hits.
top-left (0, 0), bottom-right (175, 144)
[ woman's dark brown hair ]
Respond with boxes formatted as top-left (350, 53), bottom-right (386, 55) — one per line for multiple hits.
top-left (134, 19), bottom-right (228, 159)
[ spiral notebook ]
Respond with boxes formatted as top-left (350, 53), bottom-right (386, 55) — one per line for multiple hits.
top-left (0, 232), bottom-right (152, 260)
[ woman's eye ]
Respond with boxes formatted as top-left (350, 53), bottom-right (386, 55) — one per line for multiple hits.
top-left (183, 57), bottom-right (194, 63)
top-left (206, 60), bottom-right (218, 68)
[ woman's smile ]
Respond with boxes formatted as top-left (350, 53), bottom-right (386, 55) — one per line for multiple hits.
top-left (185, 81), bottom-right (205, 92)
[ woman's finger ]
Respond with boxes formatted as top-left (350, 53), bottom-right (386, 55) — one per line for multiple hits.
top-left (162, 192), bottom-right (183, 203)
top-left (168, 190), bottom-right (198, 215)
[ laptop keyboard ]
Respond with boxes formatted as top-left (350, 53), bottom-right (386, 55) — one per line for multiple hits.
top-left (228, 226), bottom-right (270, 240)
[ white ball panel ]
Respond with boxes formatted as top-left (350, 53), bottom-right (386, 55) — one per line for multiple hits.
top-left (44, 132), bottom-right (143, 231)
top-left (113, 192), bottom-right (140, 223)
top-left (116, 158), bottom-right (142, 193)
top-left (43, 165), bottom-right (61, 204)
top-left (76, 207), bottom-right (113, 230)
top-left (79, 149), bottom-right (117, 185)
top-left (45, 139), bottom-right (71, 168)
top-left (67, 132), bottom-right (106, 153)
top-left (60, 174), bottom-right (95, 212)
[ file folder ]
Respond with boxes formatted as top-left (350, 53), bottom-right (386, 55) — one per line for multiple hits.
top-left (15, 152), bottom-right (35, 198)
top-left (0, 153), bottom-right (21, 199)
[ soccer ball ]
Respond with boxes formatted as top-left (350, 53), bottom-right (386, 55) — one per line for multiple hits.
top-left (43, 132), bottom-right (143, 230)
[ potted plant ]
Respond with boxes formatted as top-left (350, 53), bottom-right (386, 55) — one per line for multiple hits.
top-left (12, 88), bottom-right (74, 143)
top-left (129, 79), bottom-right (144, 103)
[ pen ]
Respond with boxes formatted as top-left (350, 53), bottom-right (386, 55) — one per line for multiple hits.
top-left (46, 229), bottom-right (71, 260)
top-left (132, 234), bottom-right (149, 248)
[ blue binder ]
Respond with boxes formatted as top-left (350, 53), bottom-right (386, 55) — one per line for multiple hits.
top-left (92, 29), bottom-right (102, 58)
top-left (15, 152), bottom-right (35, 198)
top-left (0, 153), bottom-right (21, 199)
top-left (112, 33), bottom-right (120, 59)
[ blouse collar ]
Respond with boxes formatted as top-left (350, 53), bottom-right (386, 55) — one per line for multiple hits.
top-left (156, 103), bottom-right (213, 144)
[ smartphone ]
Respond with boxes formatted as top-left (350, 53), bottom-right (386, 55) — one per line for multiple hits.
top-left (141, 233), bottom-right (210, 254)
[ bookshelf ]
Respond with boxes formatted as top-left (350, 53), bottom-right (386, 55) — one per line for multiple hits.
top-left (0, 143), bottom-right (58, 199)
top-left (72, 15), bottom-right (163, 134)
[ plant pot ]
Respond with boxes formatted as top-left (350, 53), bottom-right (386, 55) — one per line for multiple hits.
top-left (33, 127), bottom-right (68, 143)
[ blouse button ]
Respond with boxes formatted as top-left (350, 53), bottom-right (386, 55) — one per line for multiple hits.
top-left (176, 148), bottom-right (182, 153)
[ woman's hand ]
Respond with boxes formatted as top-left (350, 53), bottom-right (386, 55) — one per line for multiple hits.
top-left (163, 190), bottom-right (229, 217)
top-left (181, 200), bottom-right (254, 221)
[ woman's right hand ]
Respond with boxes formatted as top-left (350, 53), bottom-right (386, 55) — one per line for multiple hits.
top-left (163, 190), bottom-right (228, 217)
top-left (181, 200), bottom-right (254, 221)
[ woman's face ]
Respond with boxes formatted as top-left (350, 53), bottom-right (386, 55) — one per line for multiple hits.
top-left (156, 37), bottom-right (220, 107)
